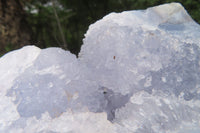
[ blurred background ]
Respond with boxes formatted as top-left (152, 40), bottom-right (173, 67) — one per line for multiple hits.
top-left (0, 0), bottom-right (199, 56)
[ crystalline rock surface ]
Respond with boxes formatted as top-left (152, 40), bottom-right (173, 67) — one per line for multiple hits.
top-left (1, 2), bottom-right (200, 133)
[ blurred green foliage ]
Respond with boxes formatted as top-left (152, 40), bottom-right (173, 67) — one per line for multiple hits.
top-left (24, 0), bottom-right (200, 55)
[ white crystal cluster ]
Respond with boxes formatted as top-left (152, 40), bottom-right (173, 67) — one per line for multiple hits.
top-left (1, 2), bottom-right (200, 133)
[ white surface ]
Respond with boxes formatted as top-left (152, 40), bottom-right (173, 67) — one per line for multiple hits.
top-left (1, 2), bottom-right (200, 133)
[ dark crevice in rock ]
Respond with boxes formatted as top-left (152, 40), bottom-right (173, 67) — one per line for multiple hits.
top-left (98, 86), bottom-right (130, 121)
